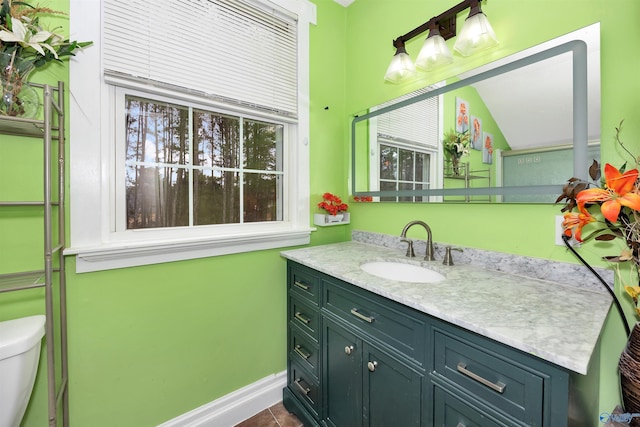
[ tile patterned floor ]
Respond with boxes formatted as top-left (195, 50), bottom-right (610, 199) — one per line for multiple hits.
top-left (234, 402), bottom-right (302, 427)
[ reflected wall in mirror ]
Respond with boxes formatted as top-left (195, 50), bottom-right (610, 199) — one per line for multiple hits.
top-left (351, 23), bottom-right (600, 203)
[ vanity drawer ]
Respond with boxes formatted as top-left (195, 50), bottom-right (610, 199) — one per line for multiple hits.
top-left (289, 297), bottom-right (320, 341)
top-left (433, 386), bottom-right (509, 427)
top-left (432, 328), bottom-right (543, 426)
top-left (323, 280), bottom-right (425, 365)
top-left (289, 329), bottom-right (319, 377)
top-left (288, 360), bottom-right (320, 417)
top-left (289, 263), bottom-right (320, 305)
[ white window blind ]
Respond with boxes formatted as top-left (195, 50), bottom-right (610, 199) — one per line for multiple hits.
top-left (375, 87), bottom-right (439, 148)
top-left (103, 0), bottom-right (298, 116)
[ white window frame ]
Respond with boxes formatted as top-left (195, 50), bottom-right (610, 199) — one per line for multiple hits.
top-left (368, 89), bottom-right (445, 202)
top-left (376, 139), bottom-right (438, 202)
top-left (67, 0), bottom-right (316, 273)
top-left (114, 87), bottom-right (290, 234)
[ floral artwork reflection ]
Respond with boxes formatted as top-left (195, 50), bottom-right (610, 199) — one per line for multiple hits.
top-left (456, 97), bottom-right (469, 133)
top-left (482, 132), bottom-right (493, 164)
top-left (471, 115), bottom-right (482, 150)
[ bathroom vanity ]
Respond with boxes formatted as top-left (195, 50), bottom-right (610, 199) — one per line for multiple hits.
top-left (281, 237), bottom-right (611, 427)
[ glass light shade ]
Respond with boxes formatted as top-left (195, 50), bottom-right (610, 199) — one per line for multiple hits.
top-left (415, 34), bottom-right (453, 71)
top-left (453, 12), bottom-right (498, 57)
top-left (384, 51), bottom-right (416, 84)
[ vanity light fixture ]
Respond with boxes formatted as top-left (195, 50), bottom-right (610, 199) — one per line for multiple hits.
top-left (415, 20), bottom-right (454, 71)
top-left (384, 39), bottom-right (417, 84)
top-left (453, 0), bottom-right (498, 56)
top-left (384, 0), bottom-right (498, 83)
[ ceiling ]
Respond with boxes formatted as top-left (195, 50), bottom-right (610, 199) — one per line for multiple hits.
top-left (333, 0), bottom-right (355, 7)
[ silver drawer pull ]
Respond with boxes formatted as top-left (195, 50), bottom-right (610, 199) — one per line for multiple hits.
top-left (456, 423), bottom-right (466, 427)
top-left (350, 308), bottom-right (375, 323)
top-left (293, 378), bottom-right (310, 396)
top-left (367, 361), bottom-right (378, 372)
top-left (456, 362), bottom-right (506, 394)
top-left (294, 344), bottom-right (311, 360)
top-left (344, 345), bottom-right (354, 355)
top-left (294, 280), bottom-right (310, 291)
top-left (294, 311), bottom-right (311, 324)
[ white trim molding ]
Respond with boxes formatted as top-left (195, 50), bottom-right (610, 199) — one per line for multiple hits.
top-left (157, 371), bottom-right (286, 427)
top-left (66, 229), bottom-right (313, 273)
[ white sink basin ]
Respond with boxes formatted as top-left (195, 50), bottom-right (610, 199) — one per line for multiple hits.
top-left (360, 261), bottom-right (445, 283)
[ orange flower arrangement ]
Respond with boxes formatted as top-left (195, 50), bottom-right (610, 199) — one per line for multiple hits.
top-left (353, 196), bottom-right (373, 202)
top-left (318, 193), bottom-right (348, 216)
top-left (557, 121), bottom-right (640, 319)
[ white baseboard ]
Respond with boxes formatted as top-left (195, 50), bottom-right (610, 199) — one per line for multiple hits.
top-left (157, 371), bottom-right (287, 427)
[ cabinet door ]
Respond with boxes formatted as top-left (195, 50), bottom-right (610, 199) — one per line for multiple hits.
top-left (324, 319), bottom-right (362, 427)
top-left (363, 344), bottom-right (423, 427)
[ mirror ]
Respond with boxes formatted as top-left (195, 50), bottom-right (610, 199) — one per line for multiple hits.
top-left (351, 24), bottom-right (600, 203)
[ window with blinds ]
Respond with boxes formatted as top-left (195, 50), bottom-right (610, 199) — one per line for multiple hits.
top-left (374, 87), bottom-right (440, 148)
top-left (69, 0), bottom-right (314, 271)
top-left (103, 0), bottom-right (298, 116)
top-left (369, 87), bottom-right (441, 201)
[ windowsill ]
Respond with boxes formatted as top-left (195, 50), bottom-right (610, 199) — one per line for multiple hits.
top-left (65, 227), bottom-right (314, 273)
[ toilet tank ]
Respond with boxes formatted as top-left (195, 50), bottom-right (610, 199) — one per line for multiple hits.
top-left (0, 315), bottom-right (46, 427)
top-left (0, 315), bottom-right (46, 361)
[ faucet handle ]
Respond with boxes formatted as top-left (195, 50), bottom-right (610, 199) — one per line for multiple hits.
top-left (400, 238), bottom-right (415, 258)
top-left (443, 246), bottom-right (463, 266)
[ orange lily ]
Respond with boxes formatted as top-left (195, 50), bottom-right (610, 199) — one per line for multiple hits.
top-left (576, 163), bottom-right (640, 222)
top-left (562, 209), bottom-right (595, 242)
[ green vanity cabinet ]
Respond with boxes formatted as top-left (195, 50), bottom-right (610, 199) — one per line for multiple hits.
top-left (361, 338), bottom-right (423, 426)
top-left (285, 263), bottom-right (322, 426)
top-left (427, 319), bottom-right (571, 426)
top-left (283, 260), bottom-right (577, 427)
top-left (322, 275), bottom-right (425, 426)
top-left (433, 386), bottom-right (506, 427)
top-left (323, 316), bottom-right (424, 427)
top-left (323, 318), bottom-right (362, 427)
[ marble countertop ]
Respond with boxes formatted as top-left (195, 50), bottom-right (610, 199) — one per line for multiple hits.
top-left (281, 241), bottom-right (612, 375)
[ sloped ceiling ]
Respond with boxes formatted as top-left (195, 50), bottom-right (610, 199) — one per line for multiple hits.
top-left (458, 24), bottom-right (600, 151)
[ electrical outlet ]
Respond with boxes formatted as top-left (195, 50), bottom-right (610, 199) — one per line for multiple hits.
top-left (555, 215), bottom-right (580, 247)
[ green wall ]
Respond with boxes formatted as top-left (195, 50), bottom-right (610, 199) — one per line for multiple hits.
top-left (2, 0), bottom-right (640, 426)
top-left (343, 0), bottom-right (640, 421)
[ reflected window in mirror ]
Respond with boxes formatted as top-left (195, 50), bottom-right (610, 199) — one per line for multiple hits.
top-left (379, 143), bottom-right (432, 202)
top-left (370, 86), bottom-right (443, 202)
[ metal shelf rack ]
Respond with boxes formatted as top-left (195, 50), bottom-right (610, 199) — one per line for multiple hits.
top-left (444, 160), bottom-right (492, 202)
top-left (0, 82), bottom-right (68, 427)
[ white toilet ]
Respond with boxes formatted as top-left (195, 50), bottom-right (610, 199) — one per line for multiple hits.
top-left (0, 315), bottom-right (46, 427)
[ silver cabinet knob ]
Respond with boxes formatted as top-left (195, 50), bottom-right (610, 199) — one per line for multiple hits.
top-left (344, 345), bottom-right (354, 355)
top-left (367, 361), bottom-right (378, 372)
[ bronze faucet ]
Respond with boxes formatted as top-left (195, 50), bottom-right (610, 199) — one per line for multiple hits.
top-left (400, 220), bottom-right (435, 261)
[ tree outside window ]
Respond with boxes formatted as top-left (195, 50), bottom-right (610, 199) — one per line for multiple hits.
top-left (125, 96), bottom-right (283, 230)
